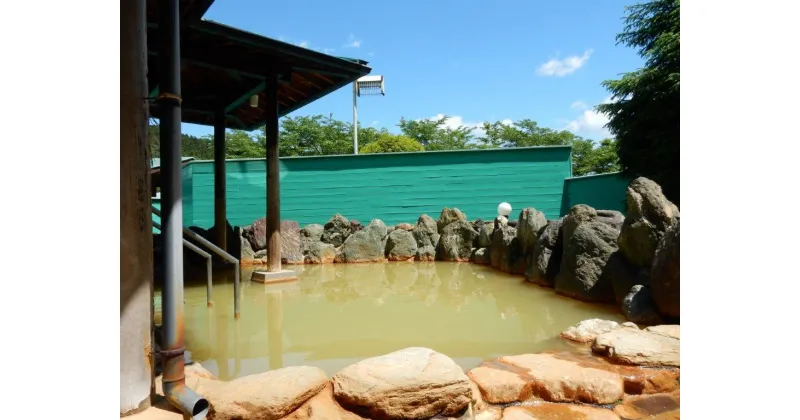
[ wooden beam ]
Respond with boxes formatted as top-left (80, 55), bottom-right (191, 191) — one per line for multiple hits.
top-left (265, 70), bottom-right (281, 272)
top-left (213, 109), bottom-right (227, 252)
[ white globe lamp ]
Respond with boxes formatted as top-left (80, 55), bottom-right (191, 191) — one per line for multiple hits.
top-left (497, 202), bottom-right (512, 217)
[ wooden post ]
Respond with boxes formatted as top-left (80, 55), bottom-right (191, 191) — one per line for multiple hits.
top-left (265, 71), bottom-right (281, 272)
top-left (213, 110), bottom-right (227, 251)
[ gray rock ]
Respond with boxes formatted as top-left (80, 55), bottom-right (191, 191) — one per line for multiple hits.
top-left (651, 220), bottom-right (680, 318)
top-left (436, 220), bottom-right (478, 262)
top-left (517, 207), bottom-right (547, 254)
top-left (241, 218), bottom-right (303, 264)
top-left (555, 206), bottom-right (619, 303)
top-left (618, 177), bottom-right (680, 268)
top-left (605, 251), bottom-right (642, 304)
top-left (238, 227), bottom-right (256, 263)
top-left (304, 241), bottom-right (336, 264)
top-left (301, 223), bottom-right (324, 241)
top-left (322, 214), bottom-right (353, 247)
top-left (413, 214), bottom-right (440, 249)
top-left (622, 285), bottom-right (664, 325)
top-left (597, 210), bottom-right (625, 232)
top-left (340, 219), bottom-right (388, 263)
top-left (437, 207), bottom-right (467, 232)
top-left (472, 247), bottom-right (489, 265)
top-left (526, 218), bottom-right (564, 287)
top-left (394, 223), bottom-right (414, 231)
top-left (416, 245), bottom-right (436, 262)
top-left (386, 229), bottom-right (418, 261)
top-left (477, 222), bottom-right (494, 248)
top-left (490, 224), bottom-right (524, 273)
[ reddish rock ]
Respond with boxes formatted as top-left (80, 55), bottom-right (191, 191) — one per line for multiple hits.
top-left (502, 403), bottom-right (620, 420)
top-left (593, 329), bottom-right (680, 367)
top-left (331, 347), bottom-right (472, 419)
top-left (645, 325), bottom-right (680, 340)
top-left (282, 384), bottom-right (365, 420)
top-left (245, 218), bottom-right (304, 264)
top-left (613, 392), bottom-right (680, 419)
top-left (469, 353), bottom-right (624, 405)
top-left (542, 351), bottom-right (679, 395)
top-left (560, 318), bottom-right (625, 343)
top-left (195, 366), bottom-right (328, 420)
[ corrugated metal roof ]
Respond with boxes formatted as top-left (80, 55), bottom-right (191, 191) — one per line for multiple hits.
top-left (150, 157), bottom-right (195, 169)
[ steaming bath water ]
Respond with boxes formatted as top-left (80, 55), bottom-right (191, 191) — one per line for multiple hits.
top-left (155, 261), bottom-right (624, 380)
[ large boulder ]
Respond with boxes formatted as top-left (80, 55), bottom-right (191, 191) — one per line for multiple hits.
top-left (331, 347), bottom-right (472, 419)
top-left (526, 218), bottom-right (564, 287)
top-left (322, 214), bottom-right (353, 247)
top-left (516, 207), bottom-right (547, 255)
top-left (436, 220), bottom-right (478, 262)
top-left (437, 207), bottom-right (467, 232)
top-left (618, 177), bottom-right (680, 268)
top-left (340, 219), bottom-right (388, 263)
top-left (503, 405), bottom-right (619, 420)
top-left (197, 366), bottom-right (328, 420)
top-left (476, 222), bottom-right (494, 248)
top-left (300, 224), bottom-right (324, 248)
top-left (555, 206), bottom-right (620, 302)
top-left (242, 218), bottom-right (304, 264)
top-left (237, 226), bottom-right (257, 264)
top-left (412, 214), bottom-right (440, 249)
top-left (651, 220), bottom-right (680, 318)
top-left (304, 242), bottom-right (336, 264)
top-left (560, 318), bottom-right (626, 343)
top-left (622, 285), bottom-right (664, 325)
top-left (489, 221), bottom-right (524, 274)
top-left (385, 229), bottom-right (418, 261)
top-left (605, 250), bottom-right (643, 304)
top-left (416, 245), bottom-right (436, 262)
top-left (468, 353), bottom-right (624, 405)
top-left (592, 328), bottom-right (680, 367)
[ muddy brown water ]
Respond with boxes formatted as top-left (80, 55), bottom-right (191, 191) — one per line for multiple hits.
top-left (154, 261), bottom-right (624, 380)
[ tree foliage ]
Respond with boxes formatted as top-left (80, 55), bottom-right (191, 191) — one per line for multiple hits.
top-left (148, 114), bottom-right (621, 177)
top-left (361, 133), bottom-right (424, 154)
top-left (596, 0), bottom-right (680, 203)
top-left (397, 116), bottom-right (474, 151)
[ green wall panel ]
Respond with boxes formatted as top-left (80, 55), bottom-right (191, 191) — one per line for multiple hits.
top-left (560, 172), bottom-right (631, 216)
top-left (184, 147), bottom-right (572, 228)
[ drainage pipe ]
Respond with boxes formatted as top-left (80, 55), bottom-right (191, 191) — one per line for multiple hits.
top-left (157, 0), bottom-right (209, 418)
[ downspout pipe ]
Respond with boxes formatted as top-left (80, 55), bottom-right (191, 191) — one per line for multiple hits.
top-left (157, 0), bottom-right (209, 418)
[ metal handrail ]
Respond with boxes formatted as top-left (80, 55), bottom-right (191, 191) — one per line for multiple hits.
top-left (153, 221), bottom-right (214, 308)
top-left (153, 206), bottom-right (241, 319)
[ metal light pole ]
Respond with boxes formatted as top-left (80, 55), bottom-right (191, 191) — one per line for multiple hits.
top-left (352, 75), bottom-right (385, 154)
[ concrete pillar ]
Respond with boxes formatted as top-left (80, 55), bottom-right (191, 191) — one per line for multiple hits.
top-left (120, 0), bottom-right (154, 414)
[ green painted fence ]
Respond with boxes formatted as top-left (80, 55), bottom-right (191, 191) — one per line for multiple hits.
top-left (560, 172), bottom-right (632, 215)
top-left (181, 147), bottom-right (575, 228)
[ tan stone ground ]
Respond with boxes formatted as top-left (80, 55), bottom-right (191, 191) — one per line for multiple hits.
top-left (125, 321), bottom-right (679, 420)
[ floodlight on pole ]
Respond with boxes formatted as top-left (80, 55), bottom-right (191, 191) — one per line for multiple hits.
top-left (353, 75), bottom-right (385, 155)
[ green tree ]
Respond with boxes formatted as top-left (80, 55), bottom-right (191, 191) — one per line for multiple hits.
top-left (275, 114), bottom-right (379, 156)
top-left (397, 115), bottom-right (475, 151)
top-left (596, 0), bottom-right (680, 204)
top-left (210, 130), bottom-right (263, 159)
top-left (361, 133), bottom-right (425, 154)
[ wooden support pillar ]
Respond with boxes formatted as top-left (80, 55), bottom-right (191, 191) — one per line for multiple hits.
top-left (265, 71), bottom-right (281, 272)
top-left (213, 110), bottom-right (227, 251)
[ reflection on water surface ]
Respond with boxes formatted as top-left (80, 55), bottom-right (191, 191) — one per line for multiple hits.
top-left (155, 262), bottom-right (624, 380)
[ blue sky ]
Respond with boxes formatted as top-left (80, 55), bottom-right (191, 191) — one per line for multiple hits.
top-left (183, 0), bottom-right (643, 141)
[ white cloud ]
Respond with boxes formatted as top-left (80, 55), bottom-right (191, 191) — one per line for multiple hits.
top-left (537, 49), bottom-right (594, 77)
top-left (570, 100), bottom-right (588, 110)
top-left (344, 34), bottom-right (361, 48)
top-left (323, 47), bottom-right (336, 54)
top-left (564, 95), bottom-right (615, 138)
top-left (371, 120), bottom-right (379, 126)
top-left (298, 40), bottom-right (309, 48)
top-left (421, 114), bottom-right (512, 138)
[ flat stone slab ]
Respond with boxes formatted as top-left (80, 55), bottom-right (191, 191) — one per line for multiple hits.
top-left (252, 269), bottom-right (299, 284)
